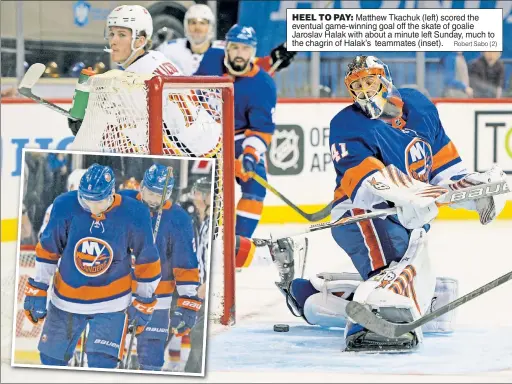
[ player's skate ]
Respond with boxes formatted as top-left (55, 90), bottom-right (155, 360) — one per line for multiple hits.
top-left (344, 228), bottom-right (435, 353)
top-left (267, 236), bottom-right (308, 289)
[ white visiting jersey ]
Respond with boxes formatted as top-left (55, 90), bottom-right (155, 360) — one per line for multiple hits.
top-left (156, 38), bottom-right (226, 76)
top-left (126, 50), bottom-right (222, 157)
top-left (196, 214), bottom-right (210, 284)
top-left (124, 50), bottom-right (183, 76)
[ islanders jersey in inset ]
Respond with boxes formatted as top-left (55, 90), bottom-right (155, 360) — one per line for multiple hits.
top-left (329, 88), bottom-right (468, 219)
top-left (195, 47), bottom-right (277, 155)
top-left (120, 190), bottom-right (200, 310)
top-left (34, 192), bottom-right (161, 314)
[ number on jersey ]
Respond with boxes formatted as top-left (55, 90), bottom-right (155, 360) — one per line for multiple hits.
top-left (331, 143), bottom-right (349, 162)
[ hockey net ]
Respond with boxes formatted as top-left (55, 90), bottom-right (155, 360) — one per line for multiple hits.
top-left (2, 246), bottom-right (43, 365)
top-left (71, 71), bottom-right (235, 326)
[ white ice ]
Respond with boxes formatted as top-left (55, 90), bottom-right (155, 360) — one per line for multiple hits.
top-left (2, 220), bottom-right (512, 382)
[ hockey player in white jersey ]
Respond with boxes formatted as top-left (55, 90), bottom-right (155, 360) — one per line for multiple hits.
top-left (69, 4), bottom-right (222, 158)
top-left (156, 4), bottom-right (297, 76)
top-left (68, 4), bottom-right (182, 136)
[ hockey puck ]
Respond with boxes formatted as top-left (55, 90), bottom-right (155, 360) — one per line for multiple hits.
top-left (273, 324), bottom-right (289, 332)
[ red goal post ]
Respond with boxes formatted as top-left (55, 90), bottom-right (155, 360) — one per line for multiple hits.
top-left (71, 73), bottom-right (236, 326)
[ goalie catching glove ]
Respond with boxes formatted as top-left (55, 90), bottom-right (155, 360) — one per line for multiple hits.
top-left (170, 297), bottom-right (202, 337)
top-left (127, 294), bottom-right (157, 335)
top-left (23, 278), bottom-right (49, 325)
top-left (443, 164), bottom-right (507, 225)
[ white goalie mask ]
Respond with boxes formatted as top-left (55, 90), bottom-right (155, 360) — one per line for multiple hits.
top-left (344, 55), bottom-right (401, 119)
top-left (105, 5), bottom-right (153, 67)
top-left (184, 4), bottom-right (215, 45)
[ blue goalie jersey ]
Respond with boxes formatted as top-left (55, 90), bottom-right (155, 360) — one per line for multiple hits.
top-left (329, 88), bottom-right (468, 218)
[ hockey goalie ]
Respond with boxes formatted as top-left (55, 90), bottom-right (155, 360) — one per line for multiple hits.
top-left (245, 55), bottom-right (508, 353)
top-left (69, 4), bottom-right (222, 158)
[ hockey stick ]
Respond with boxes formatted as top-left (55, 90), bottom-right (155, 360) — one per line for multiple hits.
top-left (79, 325), bottom-right (88, 367)
top-left (18, 63), bottom-right (79, 121)
top-left (248, 171), bottom-right (333, 222)
top-left (273, 179), bottom-right (510, 239)
top-left (121, 319), bottom-right (137, 369)
top-left (153, 166), bottom-right (174, 242)
top-left (346, 269), bottom-right (512, 339)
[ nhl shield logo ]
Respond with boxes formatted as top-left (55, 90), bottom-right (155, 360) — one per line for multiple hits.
top-left (268, 125), bottom-right (304, 175)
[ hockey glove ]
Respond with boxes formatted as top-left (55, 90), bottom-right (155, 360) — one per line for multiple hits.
top-left (127, 295), bottom-right (157, 335)
top-left (23, 278), bottom-right (49, 325)
top-left (170, 297), bottom-right (202, 337)
top-left (445, 164), bottom-right (507, 225)
top-left (270, 42), bottom-right (297, 72)
top-left (241, 146), bottom-right (259, 173)
top-left (67, 118), bottom-right (83, 136)
top-left (235, 147), bottom-right (259, 182)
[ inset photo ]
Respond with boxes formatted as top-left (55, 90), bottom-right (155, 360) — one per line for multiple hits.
top-left (12, 149), bottom-right (216, 376)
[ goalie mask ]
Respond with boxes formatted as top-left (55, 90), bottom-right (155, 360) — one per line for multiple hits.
top-left (344, 55), bottom-right (402, 119)
top-left (78, 164), bottom-right (115, 215)
top-left (141, 164), bottom-right (175, 210)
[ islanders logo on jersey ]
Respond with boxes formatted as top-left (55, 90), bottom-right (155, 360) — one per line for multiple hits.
top-left (404, 138), bottom-right (433, 183)
top-left (73, 237), bottom-right (114, 277)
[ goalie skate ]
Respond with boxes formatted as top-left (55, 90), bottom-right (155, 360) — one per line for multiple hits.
top-left (344, 317), bottom-right (419, 353)
top-left (268, 237), bottom-right (309, 289)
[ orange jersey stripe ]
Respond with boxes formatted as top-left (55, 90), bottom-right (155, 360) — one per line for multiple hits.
top-left (134, 259), bottom-right (161, 280)
top-left (255, 56), bottom-right (272, 73)
top-left (173, 268), bottom-right (200, 283)
top-left (353, 208), bottom-right (386, 271)
top-left (53, 271), bottom-right (131, 301)
top-left (342, 157), bottom-right (386, 198)
top-left (245, 129), bottom-right (273, 146)
top-left (432, 141), bottom-right (460, 172)
top-left (155, 280), bottom-right (176, 296)
top-left (35, 242), bottom-right (60, 262)
top-left (334, 185), bottom-right (348, 202)
top-left (237, 199), bottom-right (264, 215)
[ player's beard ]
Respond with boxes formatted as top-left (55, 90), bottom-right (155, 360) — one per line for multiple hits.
top-left (228, 57), bottom-right (249, 73)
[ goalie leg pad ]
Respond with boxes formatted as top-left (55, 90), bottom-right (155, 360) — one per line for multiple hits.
top-left (348, 228), bottom-right (436, 349)
top-left (331, 210), bottom-right (410, 280)
top-left (422, 276), bottom-right (459, 334)
top-left (291, 273), bottom-right (362, 328)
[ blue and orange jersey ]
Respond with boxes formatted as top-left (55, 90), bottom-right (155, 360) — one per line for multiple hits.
top-left (195, 47), bottom-right (277, 155)
top-left (35, 191), bottom-right (160, 315)
top-left (120, 190), bottom-right (200, 310)
top-left (329, 88), bottom-right (468, 218)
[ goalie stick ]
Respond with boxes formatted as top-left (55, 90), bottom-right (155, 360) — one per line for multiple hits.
top-left (275, 179), bottom-right (510, 238)
top-left (346, 269), bottom-right (512, 339)
top-left (248, 171), bottom-right (332, 222)
top-left (18, 63), bottom-right (80, 121)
